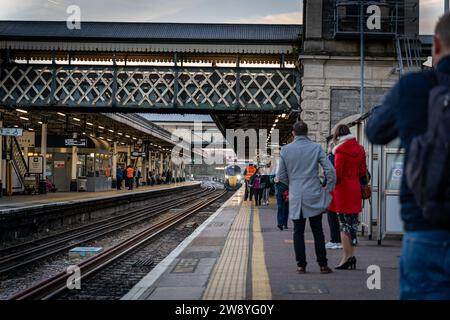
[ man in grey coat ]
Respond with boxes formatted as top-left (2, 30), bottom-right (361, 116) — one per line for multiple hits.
top-left (277, 121), bottom-right (336, 274)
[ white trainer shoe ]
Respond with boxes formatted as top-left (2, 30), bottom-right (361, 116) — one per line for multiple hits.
top-left (325, 242), bottom-right (336, 249)
top-left (332, 243), bottom-right (343, 249)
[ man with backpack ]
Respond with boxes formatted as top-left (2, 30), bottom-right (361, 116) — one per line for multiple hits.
top-left (366, 12), bottom-right (450, 299)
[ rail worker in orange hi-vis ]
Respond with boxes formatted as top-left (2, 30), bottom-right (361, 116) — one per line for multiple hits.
top-left (243, 163), bottom-right (256, 201)
top-left (126, 165), bottom-right (134, 191)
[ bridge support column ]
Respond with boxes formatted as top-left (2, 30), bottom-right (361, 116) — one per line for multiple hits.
top-left (112, 141), bottom-right (117, 188)
top-left (39, 121), bottom-right (48, 194)
top-left (300, 57), bottom-right (398, 147)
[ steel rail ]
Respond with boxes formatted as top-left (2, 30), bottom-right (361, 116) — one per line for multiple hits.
top-left (0, 187), bottom-right (212, 274)
top-left (10, 188), bottom-right (226, 300)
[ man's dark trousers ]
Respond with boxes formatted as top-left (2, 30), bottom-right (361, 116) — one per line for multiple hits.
top-left (244, 181), bottom-right (254, 201)
top-left (293, 212), bottom-right (328, 267)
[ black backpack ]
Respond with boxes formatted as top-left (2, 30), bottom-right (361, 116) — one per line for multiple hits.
top-left (406, 71), bottom-right (450, 229)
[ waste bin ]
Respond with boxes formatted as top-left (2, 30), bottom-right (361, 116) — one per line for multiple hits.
top-left (77, 177), bottom-right (88, 192)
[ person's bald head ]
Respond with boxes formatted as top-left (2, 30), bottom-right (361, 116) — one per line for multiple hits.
top-left (433, 12), bottom-right (450, 66)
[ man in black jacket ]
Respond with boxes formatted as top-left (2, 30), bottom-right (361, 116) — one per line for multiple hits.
top-left (365, 12), bottom-right (450, 299)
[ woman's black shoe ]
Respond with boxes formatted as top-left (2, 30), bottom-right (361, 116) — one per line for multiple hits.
top-left (277, 225), bottom-right (284, 230)
top-left (283, 225), bottom-right (288, 229)
top-left (335, 256), bottom-right (357, 270)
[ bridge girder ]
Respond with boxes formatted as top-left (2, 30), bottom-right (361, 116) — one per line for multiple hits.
top-left (0, 63), bottom-right (301, 113)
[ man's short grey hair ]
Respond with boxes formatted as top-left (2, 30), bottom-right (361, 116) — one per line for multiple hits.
top-left (435, 12), bottom-right (450, 48)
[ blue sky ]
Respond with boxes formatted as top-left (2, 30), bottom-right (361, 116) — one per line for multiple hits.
top-left (0, 0), bottom-right (443, 34)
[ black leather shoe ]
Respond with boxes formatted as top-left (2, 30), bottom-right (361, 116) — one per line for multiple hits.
top-left (320, 266), bottom-right (333, 274)
top-left (277, 225), bottom-right (283, 230)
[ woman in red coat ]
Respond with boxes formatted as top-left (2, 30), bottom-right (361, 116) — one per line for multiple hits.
top-left (328, 125), bottom-right (367, 270)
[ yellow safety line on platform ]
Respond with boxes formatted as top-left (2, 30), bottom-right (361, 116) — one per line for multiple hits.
top-left (202, 199), bottom-right (250, 300)
top-left (251, 206), bottom-right (272, 300)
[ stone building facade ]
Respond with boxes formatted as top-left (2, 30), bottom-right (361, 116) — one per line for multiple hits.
top-left (300, 0), bottom-right (419, 145)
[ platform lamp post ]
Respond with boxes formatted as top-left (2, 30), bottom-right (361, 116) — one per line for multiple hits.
top-left (70, 132), bottom-right (78, 192)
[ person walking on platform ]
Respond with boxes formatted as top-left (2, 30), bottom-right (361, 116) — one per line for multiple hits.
top-left (366, 13), bottom-right (450, 300)
top-left (261, 162), bottom-right (272, 206)
top-left (243, 163), bottom-right (256, 201)
top-left (116, 166), bottom-right (123, 190)
top-left (325, 141), bottom-right (342, 250)
top-left (126, 165), bottom-right (134, 190)
top-left (273, 173), bottom-right (289, 230)
top-left (250, 168), bottom-right (264, 206)
top-left (277, 121), bottom-right (336, 274)
top-left (135, 168), bottom-right (142, 188)
top-left (328, 125), bottom-right (367, 269)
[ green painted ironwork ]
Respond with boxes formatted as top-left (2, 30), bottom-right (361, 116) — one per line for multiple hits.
top-left (0, 64), bottom-right (300, 112)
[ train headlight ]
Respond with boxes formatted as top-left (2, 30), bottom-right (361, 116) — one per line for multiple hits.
top-left (225, 175), bottom-right (229, 179)
top-left (236, 174), bottom-right (242, 180)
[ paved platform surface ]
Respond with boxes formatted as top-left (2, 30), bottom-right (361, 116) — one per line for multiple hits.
top-left (0, 182), bottom-right (200, 214)
top-left (123, 188), bottom-right (401, 300)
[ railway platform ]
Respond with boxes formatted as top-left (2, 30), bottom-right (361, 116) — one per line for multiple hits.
top-left (0, 181), bottom-right (200, 215)
top-left (124, 188), bottom-right (401, 300)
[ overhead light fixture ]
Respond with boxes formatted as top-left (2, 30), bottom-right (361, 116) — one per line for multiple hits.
top-left (19, 116), bottom-right (29, 121)
top-left (82, 132), bottom-right (86, 135)
top-left (99, 136), bottom-right (104, 139)
top-left (57, 112), bottom-right (66, 117)
top-left (281, 113), bottom-right (287, 118)
top-left (73, 117), bottom-right (81, 122)
top-left (125, 134), bottom-right (130, 138)
top-left (118, 132), bottom-right (123, 136)
top-left (106, 138), bottom-right (112, 142)
top-left (38, 121), bottom-right (43, 125)
top-left (275, 119), bottom-right (279, 123)
top-left (28, 128), bottom-right (34, 131)
top-left (132, 137), bottom-right (137, 140)
top-left (16, 108), bottom-right (28, 114)
top-left (13, 125), bottom-right (19, 128)
top-left (98, 126), bottom-right (104, 130)
top-left (108, 129), bottom-right (114, 133)
top-left (86, 122), bottom-right (93, 126)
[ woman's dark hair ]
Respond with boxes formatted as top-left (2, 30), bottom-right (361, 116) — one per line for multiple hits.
top-left (333, 124), bottom-right (351, 142)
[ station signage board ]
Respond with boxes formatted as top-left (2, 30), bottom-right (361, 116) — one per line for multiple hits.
top-left (65, 138), bottom-right (87, 147)
top-left (28, 156), bottom-right (43, 174)
top-left (0, 128), bottom-right (23, 136)
top-left (132, 151), bottom-right (146, 157)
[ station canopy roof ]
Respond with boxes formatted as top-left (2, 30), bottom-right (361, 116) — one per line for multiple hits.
top-left (0, 109), bottom-right (177, 151)
top-left (0, 21), bottom-right (302, 64)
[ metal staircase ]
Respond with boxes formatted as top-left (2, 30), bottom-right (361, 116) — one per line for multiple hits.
top-left (395, 35), bottom-right (423, 75)
top-left (10, 136), bottom-right (29, 187)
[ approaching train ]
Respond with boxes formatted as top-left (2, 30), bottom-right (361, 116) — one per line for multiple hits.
top-left (224, 164), bottom-right (243, 190)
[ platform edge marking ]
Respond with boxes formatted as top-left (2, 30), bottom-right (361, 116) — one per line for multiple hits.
top-left (251, 205), bottom-right (272, 300)
top-left (121, 188), bottom-right (239, 300)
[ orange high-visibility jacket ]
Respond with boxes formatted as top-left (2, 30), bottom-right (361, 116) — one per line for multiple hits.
top-left (126, 167), bottom-right (134, 179)
top-left (245, 166), bottom-right (256, 181)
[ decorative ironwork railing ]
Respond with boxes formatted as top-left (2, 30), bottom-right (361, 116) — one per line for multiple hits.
top-left (0, 64), bottom-right (301, 112)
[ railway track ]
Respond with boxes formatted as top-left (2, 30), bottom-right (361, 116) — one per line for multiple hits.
top-left (10, 187), bottom-right (226, 300)
top-left (0, 186), bottom-right (211, 274)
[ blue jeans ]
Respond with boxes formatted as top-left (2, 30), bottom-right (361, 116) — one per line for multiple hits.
top-left (400, 230), bottom-right (450, 300)
top-left (276, 192), bottom-right (289, 227)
